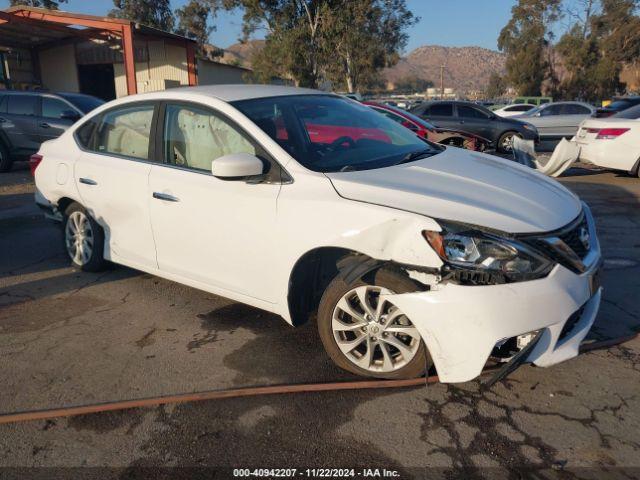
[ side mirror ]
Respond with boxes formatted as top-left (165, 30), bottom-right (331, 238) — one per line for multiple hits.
top-left (211, 153), bottom-right (264, 180)
top-left (60, 110), bottom-right (81, 121)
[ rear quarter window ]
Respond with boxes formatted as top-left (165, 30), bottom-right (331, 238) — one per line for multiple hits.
top-left (75, 117), bottom-right (99, 149)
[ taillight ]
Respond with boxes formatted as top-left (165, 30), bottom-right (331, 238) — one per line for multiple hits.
top-left (29, 154), bottom-right (43, 176)
top-left (596, 128), bottom-right (630, 140)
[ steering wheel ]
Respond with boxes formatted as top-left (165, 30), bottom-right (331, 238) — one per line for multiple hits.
top-left (330, 136), bottom-right (356, 150)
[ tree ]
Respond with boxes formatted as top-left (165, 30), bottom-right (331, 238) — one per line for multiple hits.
top-left (485, 72), bottom-right (507, 99)
top-left (556, 0), bottom-right (640, 100)
top-left (498, 0), bottom-right (561, 96)
top-left (175, 0), bottom-right (215, 50)
top-left (324, 0), bottom-right (418, 93)
top-left (8, 0), bottom-right (67, 8)
top-left (220, 0), bottom-right (417, 90)
top-left (393, 75), bottom-right (433, 94)
top-left (218, 0), bottom-right (331, 87)
top-left (109, 0), bottom-right (174, 32)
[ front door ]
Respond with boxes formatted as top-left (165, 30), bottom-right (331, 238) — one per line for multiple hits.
top-left (74, 102), bottom-right (159, 270)
top-left (38, 95), bottom-right (77, 143)
top-left (148, 102), bottom-right (280, 302)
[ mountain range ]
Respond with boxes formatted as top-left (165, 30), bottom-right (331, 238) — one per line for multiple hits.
top-left (217, 40), bottom-right (507, 94)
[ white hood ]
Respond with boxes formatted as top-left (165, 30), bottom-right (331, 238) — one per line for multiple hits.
top-left (326, 148), bottom-right (582, 233)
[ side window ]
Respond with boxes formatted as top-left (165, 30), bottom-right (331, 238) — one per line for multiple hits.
top-left (511, 105), bottom-right (532, 112)
top-left (95, 104), bottom-right (154, 160)
top-left (42, 97), bottom-right (72, 119)
top-left (564, 104), bottom-right (591, 115)
top-left (163, 104), bottom-right (256, 172)
top-left (75, 117), bottom-right (99, 149)
top-left (540, 105), bottom-right (563, 116)
top-left (7, 95), bottom-right (37, 116)
top-left (427, 104), bottom-right (453, 117)
top-left (458, 105), bottom-right (490, 119)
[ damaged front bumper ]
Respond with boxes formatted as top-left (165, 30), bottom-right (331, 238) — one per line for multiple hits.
top-left (382, 207), bottom-right (603, 384)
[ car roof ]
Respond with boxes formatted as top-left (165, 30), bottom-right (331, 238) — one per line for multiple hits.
top-left (146, 84), bottom-right (326, 102)
top-left (424, 100), bottom-right (482, 106)
top-left (543, 101), bottom-right (593, 106)
top-left (0, 90), bottom-right (83, 97)
top-left (1, 85), bottom-right (328, 104)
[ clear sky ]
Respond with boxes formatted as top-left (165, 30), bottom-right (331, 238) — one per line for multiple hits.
top-left (0, 0), bottom-right (519, 52)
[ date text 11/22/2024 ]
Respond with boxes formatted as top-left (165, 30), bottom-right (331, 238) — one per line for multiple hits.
top-left (233, 468), bottom-right (401, 478)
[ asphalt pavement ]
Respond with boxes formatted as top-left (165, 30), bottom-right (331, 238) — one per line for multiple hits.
top-left (0, 161), bottom-right (639, 479)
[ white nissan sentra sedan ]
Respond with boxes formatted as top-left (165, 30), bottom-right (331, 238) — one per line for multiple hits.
top-left (33, 85), bottom-right (602, 383)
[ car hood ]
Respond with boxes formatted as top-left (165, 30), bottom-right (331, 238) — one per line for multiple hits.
top-left (325, 148), bottom-right (582, 233)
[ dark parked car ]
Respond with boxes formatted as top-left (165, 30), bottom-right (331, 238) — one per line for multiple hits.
top-left (409, 100), bottom-right (539, 153)
top-left (0, 91), bottom-right (104, 172)
top-left (595, 96), bottom-right (640, 118)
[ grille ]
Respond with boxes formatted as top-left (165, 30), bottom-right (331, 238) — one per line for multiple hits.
top-left (520, 212), bottom-right (591, 274)
top-left (559, 216), bottom-right (589, 259)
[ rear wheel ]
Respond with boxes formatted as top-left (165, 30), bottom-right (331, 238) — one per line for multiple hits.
top-left (498, 131), bottom-right (522, 153)
top-left (0, 143), bottom-right (12, 173)
top-left (318, 268), bottom-right (431, 379)
top-left (63, 203), bottom-right (107, 272)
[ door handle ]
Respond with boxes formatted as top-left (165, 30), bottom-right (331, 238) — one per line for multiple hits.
top-left (79, 177), bottom-right (97, 186)
top-left (39, 122), bottom-right (51, 129)
top-left (153, 192), bottom-right (179, 202)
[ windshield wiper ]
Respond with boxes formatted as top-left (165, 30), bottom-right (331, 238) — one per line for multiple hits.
top-left (395, 149), bottom-right (437, 166)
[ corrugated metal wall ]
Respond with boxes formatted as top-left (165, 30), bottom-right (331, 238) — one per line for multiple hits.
top-left (114, 41), bottom-right (189, 97)
top-left (39, 44), bottom-right (79, 92)
top-left (3, 47), bottom-right (37, 87)
top-left (198, 60), bottom-right (249, 85)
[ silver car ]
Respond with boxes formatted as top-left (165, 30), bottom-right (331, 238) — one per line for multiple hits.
top-left (514, 101), bottom-right (595, 149)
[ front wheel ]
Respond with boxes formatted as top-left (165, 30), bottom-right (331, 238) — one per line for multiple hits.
top-left (498, 131), bottom-right (522, 153)
top-left (317, 268), bottom-right (432, 379)
top-left (63, 203), bottom-right (107, 272)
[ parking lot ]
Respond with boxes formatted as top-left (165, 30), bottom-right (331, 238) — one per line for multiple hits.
top-left (1, 161), bottom-right (639, 478)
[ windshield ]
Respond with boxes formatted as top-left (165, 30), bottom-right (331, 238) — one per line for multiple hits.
top-left (613, 104), bottom-right (640, 119)
top-left (232, 95), bottom-right (442, 173)
top-left (59, 93), bottom-right (104, 113)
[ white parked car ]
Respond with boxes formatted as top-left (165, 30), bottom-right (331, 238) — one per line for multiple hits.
top-left (574, 104), bottom-right (640, 177)
top-left (33, 85), bottom-right (602, 382)
top-left (493, 103), bottom-right (537, 118)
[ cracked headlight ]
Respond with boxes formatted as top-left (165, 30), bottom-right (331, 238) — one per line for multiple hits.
top-left (423, 222), bottom-right (554, 284)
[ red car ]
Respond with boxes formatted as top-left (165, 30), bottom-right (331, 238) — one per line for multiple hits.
top-left (364, 101), bottom-right (491, 151)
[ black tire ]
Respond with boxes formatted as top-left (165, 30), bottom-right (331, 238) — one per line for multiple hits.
top-left (318, 267), bottom-right (432, 379)
top-left (0, 142), bottom-right (12, 173)
top-left (63, 202), bottom-right (107, 272)
top-left (497, 131), bottom-right (522, 153)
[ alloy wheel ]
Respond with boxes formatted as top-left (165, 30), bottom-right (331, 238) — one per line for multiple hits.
top-left (331, 285), bottom-right (421, 373)
top-left (65, 211), bottom-right (94, 266)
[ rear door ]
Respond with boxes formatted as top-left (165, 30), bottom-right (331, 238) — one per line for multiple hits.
top-left (559, 104), bottom-right (593, 137)
top-left (422, 103), bottom-right (456, 129)
top-left (38, 95), bottom-right (79, 142)
top-left (73, 102), bottom-right (159, 270)
top-left (0, 94), bottom-right (41, 155)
